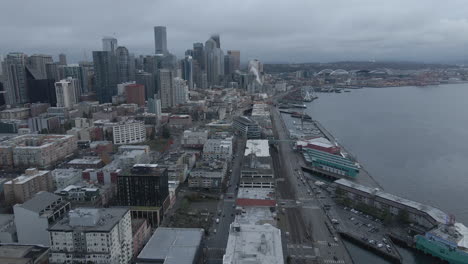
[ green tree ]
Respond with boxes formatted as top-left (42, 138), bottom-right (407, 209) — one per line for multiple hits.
top-left (162, 126), bottom-right (171, 139)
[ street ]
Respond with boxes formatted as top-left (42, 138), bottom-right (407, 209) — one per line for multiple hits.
top-left (271, 106), bottom-right (354, 264)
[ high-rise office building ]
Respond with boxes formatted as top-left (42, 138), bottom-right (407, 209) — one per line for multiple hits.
top-left (58, 53), bottom-right (67, 65)
top-left (181, 55), bottom-right (193, 89)
top-left (28, 54), bottom-right (53, 79)
top-left (93, 51), bottom-right (117, 103)
top-left (227, 50), bottom-right (241, 71)
top-left (45, 62), bottom-right (59, 81)
top-left (3, 52), bottom-right (28, 105)
top-left (26, 66), bottom-right (57, 105)
top-left (157, 69), bottom-right (173, 109)
top-left (102, 37), bottom-right (118, 54)
top-left (55, 77), bottom-right (79, 108)
top-left (192, 60), bottom-right (202, 89)
top-left (136, 71), bottom-right (155, 100)
top-left (211, 34), bottom-right (221, 48)
top-left (173, 77), bottom-right (188, 105)
top-left (205, 38), bottom-right (224, 86)
top-left (63, 65), bottom-right (86, 94)
top-left (193, 42), bottom-right (205, 70)
top-left (129, 53), bottom-right (136, 81)
top-left (116, 46), bottom-right (131, 83)
top-left (154, 26), bottom-right (168, 54)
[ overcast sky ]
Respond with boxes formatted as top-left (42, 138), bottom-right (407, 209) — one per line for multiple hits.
top-left (1, 0), bottom-right (468, 64)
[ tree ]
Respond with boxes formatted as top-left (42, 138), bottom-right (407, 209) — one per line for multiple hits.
top-left (162, 126), bottom-right (171, 139)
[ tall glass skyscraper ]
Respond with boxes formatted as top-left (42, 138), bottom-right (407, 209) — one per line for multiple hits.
top-left (102, 37), bottom-right (118, 54)
top-left (93, 51), bottom-right (117, 103)
top-left (154, 26), bottom-right (168, 55)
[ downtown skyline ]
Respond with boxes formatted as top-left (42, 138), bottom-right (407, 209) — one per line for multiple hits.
top-left (2, 0), bottom-right (468, 63)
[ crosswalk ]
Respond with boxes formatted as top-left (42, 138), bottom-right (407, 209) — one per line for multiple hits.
top-left (323, 259), bottom-right (345, 264)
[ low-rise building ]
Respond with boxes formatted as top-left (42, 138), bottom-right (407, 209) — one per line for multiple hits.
top-left (14, 191), bottom-right (71, 245)
top-left (67, 156), bottom-right (104, 169)
top-left (334, 179), bottom-right (449, 229)
top-left (0, 134), bottom-right (77, 168)
top-left (52, 168), bottom-right (82, 189)
top-left (240, 140), bottom-right (274, 189)
top-left (0, 108), bottom-right (30, 119)
top-left (223, 223), bottom-right (284, 264)
top-left (132, 218), bottom-right (151, 259)
top-left (182, 130), bottom-right (208, 148)
top-left (113, 120), bottom-right (146, 145)
top-left (48, 208), bottom-right (133, 264)
top-left (4, 168), bottom-right (55, 205)
top-left (203, 137), bottom-right (233, 160)
top-left (0, 214), bottom-right (16, 243)
top-left (136, 227), bottom-right (204, 264)
top-left (233, 116), bottom-right (261, 139)
top-left (189, 160), bottom-right (227, 189)
top-left (168, 114), bottom-right (192, 129)
top-left (0, 244), bottom-right (49, 264)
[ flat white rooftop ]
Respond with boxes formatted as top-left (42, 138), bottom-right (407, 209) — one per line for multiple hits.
top-left (223, 223), bottom-right (284, 264)
top-left (244, 140), bottom-right (270, 157)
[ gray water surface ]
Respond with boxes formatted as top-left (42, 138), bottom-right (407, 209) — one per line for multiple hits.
top-left (304, 84), bottom-right (468, 263)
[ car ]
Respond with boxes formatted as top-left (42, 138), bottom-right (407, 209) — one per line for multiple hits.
top-left (369, 239), bottom-right (375, 244)
top-left (377, 243), bottom-right (383, 248)
top-left (213, 229), bottom-right (217, 234)
top-left (331, 219), bottom-right (339, 224)
top-left (382, 238), bottom-right (387, 243)
top-left (216, 218), bottom-right (220, 223)
top-left (349, 217), bottom-right (355, 221)
top-left (333, 236), bottom-right (338, 242)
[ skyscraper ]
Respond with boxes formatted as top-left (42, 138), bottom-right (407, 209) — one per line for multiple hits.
top-left (211, 34), bottom-right (221, 48)
top-left (102, 37), bottom-right (118, 54)
top-left (3, 52), bottom-right (28, 105)
top-left (205, 37), bottom-right (224, 86)
top-left (193, 42), bottom-right (205, 70)
top-left (63, 65), bottom-right (86, 95)
top-left (116, 46), bottom-right (131, 83)
top-left (181, 55), bottom-right (193, 89)
top-left (28, 54), bottom-right (53, 79)
top-left (227, 50), bottom-right (240, 71)
top-left (93, 51), bottom-right (117, 103)
top-left (136, 71), bottom-right (155, 100)
top-left (154, 26), bottom-right (167, 54)
top-left (157, 69), bottom-right (173, 109)
top-left (55, 77), bottom-right (78, 108)
top-left (58, 53), bottom-right (67, 65)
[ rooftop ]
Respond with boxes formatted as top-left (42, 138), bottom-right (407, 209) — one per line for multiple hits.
top-left (16, 191), bottom-right (65, 215)
top-left (335, 179), bottom-right (449, 224)
top-left (223, 223), bottom-right (284, 264)
top-left (48, 207), bottom-right (129, 232)
top-left (5, 169), bottom-right (50, 185)
top-left (137, 227), bottom-right (204, 264)
top-left (68, 157), bottom-right (102, 165)
top-left (0, 244), bottom-right (48, 263)
top-left (244, 140), bottom-right (270, 157)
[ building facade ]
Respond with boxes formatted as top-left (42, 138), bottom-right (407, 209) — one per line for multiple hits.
top-left (112, 121), bottom-right (146, 145)
top-left (117, 164), bottom-right (169, 207)
top-left (4, 168), bottom-right (55, 205)
top-left (48, 208), bottom-right (132, 264)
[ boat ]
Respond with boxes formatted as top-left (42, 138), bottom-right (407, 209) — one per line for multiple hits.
top-left (290, 103), bottom-right (307, 108)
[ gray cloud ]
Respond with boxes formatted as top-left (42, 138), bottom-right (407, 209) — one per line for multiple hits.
top-left (1, 0), bottom-right (468, 63)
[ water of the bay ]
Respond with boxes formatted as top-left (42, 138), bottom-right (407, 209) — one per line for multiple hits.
top-left (303, 84), bottom-right (468, 263)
